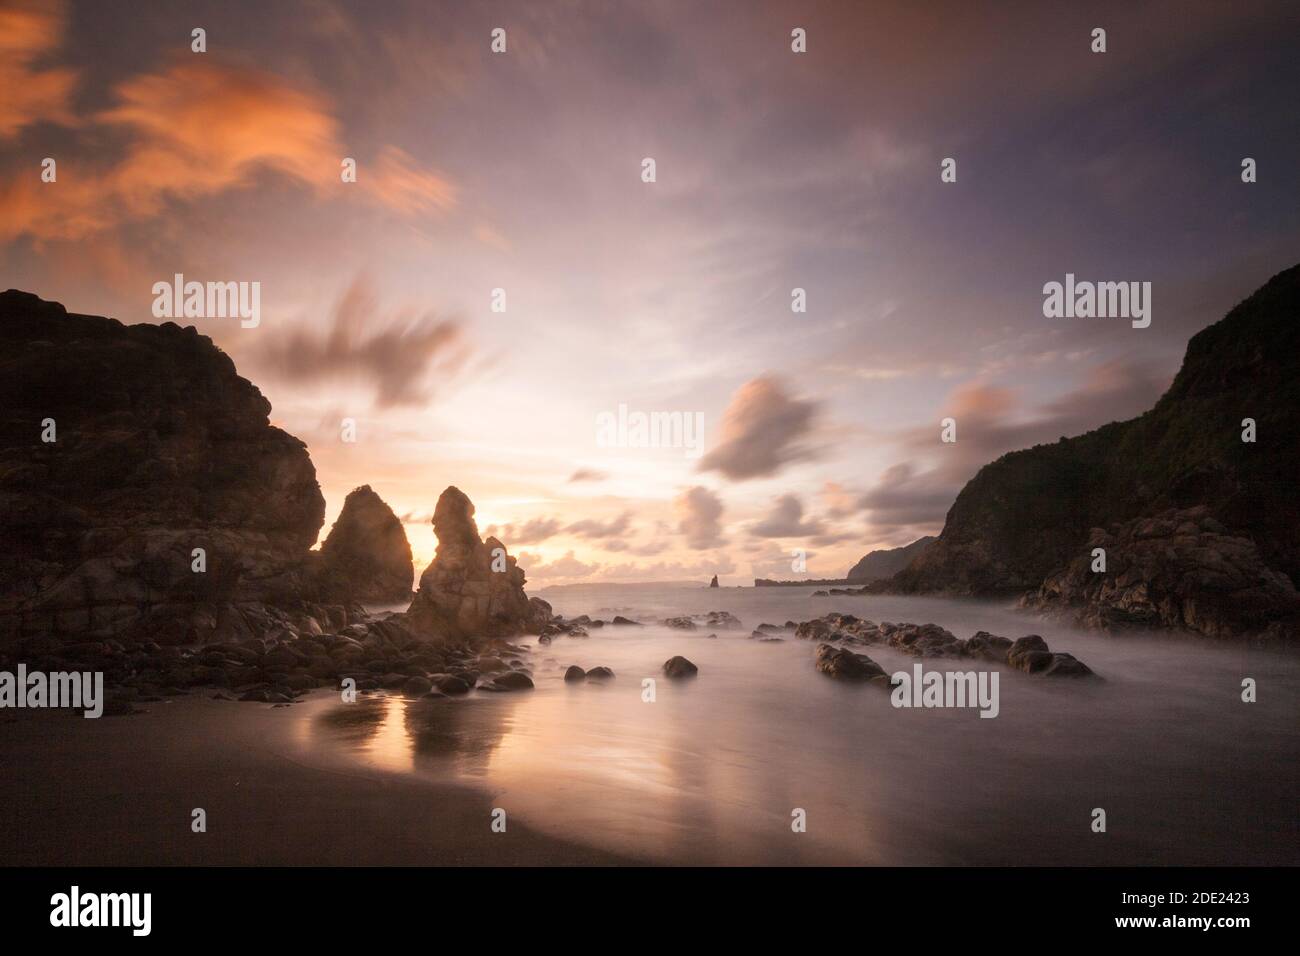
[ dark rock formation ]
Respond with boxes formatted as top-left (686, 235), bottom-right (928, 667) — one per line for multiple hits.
top-left (964, 631), bottom-right (1013, 662)
top-left (662, 610), bottom-right (742, 631)
top-left (878, 264), bottom-right (1300, 640)
top-left (316, 485), bottom-right (414, 604)
top-left (846, 536), bottom-right (936, 583)
top-left (813, 643), bottom-right (888, 682)
top-left (586, 665), bottom-right (614, 679)
top-left (662, 656), bottom-right (698, 678)
top-left (793, 614), bottom-right (1096, 676)
top-left (480, 670), bottom-right (534, 692)
top-left (404, 486), bottom-right (550, 641)
top-left (563, 665), bottom-right (586, 682)
top-left (0, 290), bottom-right (326, 641)
top-left (709, 574), bottom-right (719, 588)
top-left (1025, 506), bottom-right (1300, 639)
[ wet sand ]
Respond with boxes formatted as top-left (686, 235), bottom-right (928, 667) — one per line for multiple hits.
top-left (0, 697), bottom-right (630, 866)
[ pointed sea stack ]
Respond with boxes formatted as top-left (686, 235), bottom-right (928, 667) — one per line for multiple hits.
top-left (316, 485), bottom-right (414, 604)
top-left (404, 486), bottom-right (551, 641)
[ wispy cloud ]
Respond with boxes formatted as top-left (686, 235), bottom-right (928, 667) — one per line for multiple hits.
top-left (251, 277), bottom-right (470, 408)
top-left (699, 375), bottom-right (819, 481)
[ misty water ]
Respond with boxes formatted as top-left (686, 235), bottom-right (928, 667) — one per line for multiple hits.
top-left (303, 585), bottom-right (1299, 865)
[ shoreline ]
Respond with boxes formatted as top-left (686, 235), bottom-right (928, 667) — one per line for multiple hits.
top-left (0, 694), bottom-right (633, 867)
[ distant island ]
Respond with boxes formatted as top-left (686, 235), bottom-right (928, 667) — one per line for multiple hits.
top-left (754, 577), bottom-right (855, 587)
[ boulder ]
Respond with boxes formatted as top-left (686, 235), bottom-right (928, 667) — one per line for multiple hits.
top-left (563, 665), bottom-right (586, 683)
top-left (1006, 634), bottom-right (1051, 672)
top-left (962, 631), bottom-right (1013, 663)
top-left (429, 673), bottom-right (471, 695)
top-left (813, 643), bottom-right (887, 682)
top-left (662, 656), bottom-right (698, 678)
top-left (480, 670), bottom-right (534, 692)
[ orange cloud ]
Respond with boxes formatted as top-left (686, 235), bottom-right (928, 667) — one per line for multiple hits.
top-left (99, 59), bottom-right (341, 207)
top-left (364, 145), bottom-right (455, 214)
top-left (0, 55), bottom-right (455, 242)
top-left (0, 0), bottom-right (76, 139)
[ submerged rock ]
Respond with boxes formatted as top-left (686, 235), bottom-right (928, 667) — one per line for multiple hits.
top-left (662, 656), bottom-right (698, 678)
top-left (563, 665), bottom-right (586, 683)
top-left (963, 631), bottom-right (1014, 663)
top-left (480, 670), bottom-right (534, 692)
top-left (814, 643), bottom-right (888, 682)
top-left (793, 614), bottom-right (1098, 679)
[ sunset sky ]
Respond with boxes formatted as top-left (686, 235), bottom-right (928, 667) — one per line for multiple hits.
top-left (3, 0), bottom-right (1298, 584)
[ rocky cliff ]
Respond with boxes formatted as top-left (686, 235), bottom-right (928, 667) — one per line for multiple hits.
top-left (0, 290), bottom-right (330, 641)
top-left (846, 536), bottom-right (935, 583)
top-left (883, 264), bottom-right (1300, 639)
top-left (315, 485), bottom-right (414, 604)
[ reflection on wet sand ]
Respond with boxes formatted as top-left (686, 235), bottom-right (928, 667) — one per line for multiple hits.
top-left (313, 692), bottom-right (519, 779)
top-left (298, 586), bottom-right (1300, 865)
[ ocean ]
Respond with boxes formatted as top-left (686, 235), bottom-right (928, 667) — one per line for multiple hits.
top-left (301, 583), bottom-right (1300, 865)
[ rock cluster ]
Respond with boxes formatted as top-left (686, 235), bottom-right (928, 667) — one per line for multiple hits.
top-left (796, 612), bottom-right (1096, 678)
top-left (1024, 506), bottom-right (1300, 639)
top-left (0, 612), bottom-right (536, 714)
top-left (814, 643), bottom-right (888, 683)
top-left (662, 610), bottom-right (742, 631)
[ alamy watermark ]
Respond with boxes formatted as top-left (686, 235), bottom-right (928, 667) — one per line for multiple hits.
top-left (151, 273), bottom-right (260, 328)
top-left (50, 886), bottom-right (151, 936)
top-left (0, 665), bottom-right (103, 718)
top-left (890, 664), bottom-right (999, 718)
top-left (1042, 273), bottom-right (1150, 328)
top-left (595, 404), bottom-right (704, 459)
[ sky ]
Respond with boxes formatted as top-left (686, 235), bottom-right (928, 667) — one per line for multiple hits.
top-left (2, 0), bottom-right (1298, 584)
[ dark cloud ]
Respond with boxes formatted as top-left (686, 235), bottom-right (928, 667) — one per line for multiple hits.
top-left (564, 511), bottom-right (632, 539)
top-left (675, 486), bottom-right (726, 550)
top-left (748, 493), bottom-right (825, 538)
top-left (484, 516), bottom-right (563, 546)
top-left (517, 550), bottom-right (599, 581)
top-left (858, 462), bottom-right (956, 536)
top-left (253, 277), bottom-right (471, 408)
top-left (568, 468), bottom-right (609, 482)
top-left (698, 375), bottom-right (819, 481)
